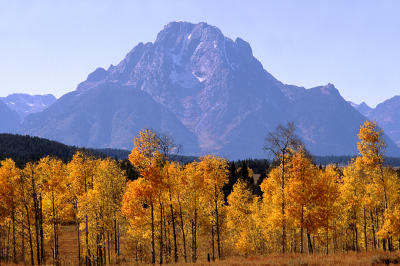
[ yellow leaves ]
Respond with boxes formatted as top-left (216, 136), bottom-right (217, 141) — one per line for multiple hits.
top-left (227, 180), bottom-right (263, 255)
top-left (378, 205), bottom-right (400, 239)
top-left (68, 152), bottom-right (127, 259)
top-left (37, 157), bottom-right (67, 195)
top-left (198, 155), bottom-right (229, 191)
top-left (227, 180), bottom-right (254, 228)
top-left (260, 166), bottom-right (285, 236)
top-left (0, 159), bottom-right (20, 209)
top-left (122, 178), bottom-right (152, 225)
top-left (129, 129), bottom-right (162, 172)
top-left (67, 151), bottom-right (98, 196)
top-left (357, 120), bottom-right (385, 166)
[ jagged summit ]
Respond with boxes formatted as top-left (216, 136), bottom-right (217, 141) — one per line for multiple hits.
top-left (0, 93), bottom-right (56, 120)
top-left (77, 21), bottom-right (270, 93)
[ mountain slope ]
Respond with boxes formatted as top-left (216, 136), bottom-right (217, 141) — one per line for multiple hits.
top-left (21, 21), bottom-right (400, 158)
top-left (286, 84), bottom-right (399, 156)
top-left (349, 101), bottom-right (373, 117)
top-left (0, 93), bottom-right (56, 120)
top-left (354, 96), bottom-right (400, 148)
top-left (0, 101), bottom-right (20, 133)
top-left (20, 83), bottom-right (199, 154)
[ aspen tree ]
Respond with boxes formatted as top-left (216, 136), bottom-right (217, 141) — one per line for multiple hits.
top-left (67, 151), bottom-right (98, 265)
top-left (0, 159), bottom-right (20, 263)
top-left (23, 162), bottom-right (45, 265)
top-left (199, 155), bottom-right (229, 259)
top-left (286, 148), bottom-right (318, 253)
top-left (182, 161), bottom-right (204, 262)
top-left (96, 158), bottom-right (126, 263)
top-left (127, 129), bottom-right (165, 264)
top-left (227, 180), bottom-right (262, 255)
top-left (314, 165), bottom-right (341, 254)
top-left (264, 122), bottom-right (301, 253)
top-left (37, 157), bottom-right (68, 265)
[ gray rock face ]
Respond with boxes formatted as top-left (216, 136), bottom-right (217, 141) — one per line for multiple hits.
top-left (353, 96), bottom-right (400, 149)
top-left (20, 21), bottom-right (400, 158)
top-left (0, 101), bottom-right (20, 133)
top-left (1, 94), bottom-right (56, 120)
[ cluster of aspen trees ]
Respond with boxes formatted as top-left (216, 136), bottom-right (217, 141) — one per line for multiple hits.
top-left (121, 121), bottom-right (400, 263)
top-left (0, 153), bottom-right (126, 265)
top-left (0, 120), bottom-right (400, 265)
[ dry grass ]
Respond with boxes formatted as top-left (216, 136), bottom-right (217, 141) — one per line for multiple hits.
top-left (5, 225), bottom-right (398, 265)
top-left (117, 252), bottom-right (400, 266)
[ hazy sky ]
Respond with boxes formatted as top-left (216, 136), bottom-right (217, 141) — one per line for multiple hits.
top-left (1, 0), bottom-right (399, 107)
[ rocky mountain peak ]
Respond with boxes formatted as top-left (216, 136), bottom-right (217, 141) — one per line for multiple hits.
top-left (19, 21), bottom-right (400, 157)
top-left (0, 93), bottom-right (56, 120)
top-left (319, 83), bottom-right (339, 96)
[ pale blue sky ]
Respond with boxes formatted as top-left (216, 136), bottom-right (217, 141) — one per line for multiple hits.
top-left (1, 0), bottom-right (399, 107)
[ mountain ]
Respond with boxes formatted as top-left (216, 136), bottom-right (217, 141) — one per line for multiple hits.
top-left (282, 84), bottom-right (399, 156)
top-left (20, 21), bottom-right (400, 158)
top-left (349, 101), bottom-right (373, 117)
top-left (0, 101), bottom-right (20, 133)
top-left (20, 84), bottom-right (199, 154)
top-left (353, 96), bottom-right (400, 148)
top-left (0, 93), bottom-right (56, 120)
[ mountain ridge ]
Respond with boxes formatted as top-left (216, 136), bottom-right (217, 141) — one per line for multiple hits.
top-left (0, 93), bottom-right (56, 120)
top-left (352, 96), bottom-right (400, 148)
top-left (19, 21), bottom-right (400, 158)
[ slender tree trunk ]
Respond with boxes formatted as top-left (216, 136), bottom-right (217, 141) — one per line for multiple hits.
top-left (22, 221), bottom-right (26, 263)
top-left (75, 202), bottom-right (81, 265)
top-left (354, 222), bottom-right (359, 252)
top-left (165, 214), bottom-right (170, 263)
top-left (113, 219), bottom-right (117, 256)
top-left (363, 207), bottom-right (368, 251)
top-left (117, 222), bottom-right (120, 257)
top-left (151, 203), bottom-right (155, 264)
top-left (211, 225), bottom-right (215, 261)
top-left (168, 191), bottom-right (178, 263)
top-left (333, 221), bottom-right (337, 253)
top-left (307, 230), bottom-right (313, 254)
top-left (214, 185), bottom-right (221, 259)
top-left (370, 210), bottom-right (376, 250)
top-left (11, 209), bottom-right (16, 263)
top-left (52, 194), bottom-right (57, 265)
top-left (300, 206), bottom-right (304, 253)
top-left (85, 215), bottom-right (90, 266)
top-left (31, 172), bottom-right (41, 265)
top-left (25, 205), bottom-right (34, 266)
top-left (375, 208), bottom-right (380, 249)
top-left (6, 224), bottom-right (10, 262)
top-left (103, 231), bottom-right (107, 265)
top-left (177, 195), bottom-right (187, 262)
top-left (191, 221), bottom-right (196, 263)
top-left (192, 191), bottom-right (197, 263)
top-left (159, 203), bottom-right (163, 264)
top-left (40, 194), bottom-right (44, 264)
